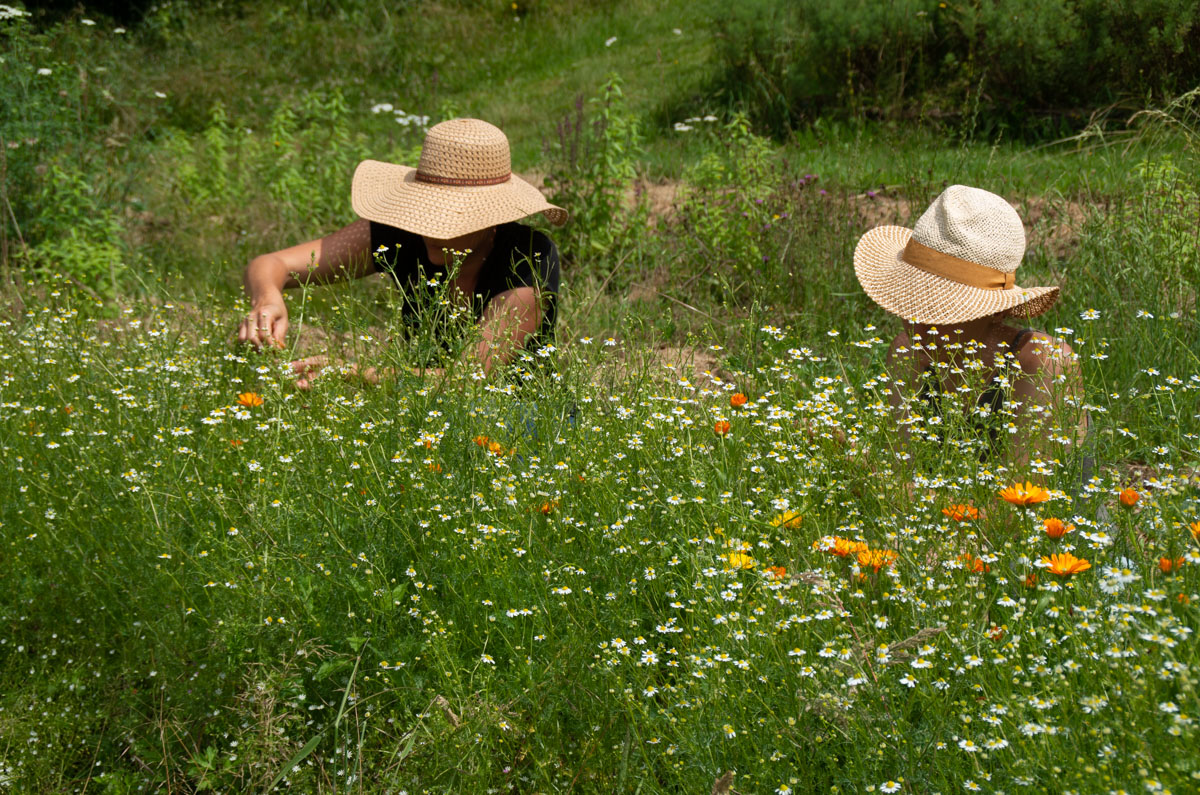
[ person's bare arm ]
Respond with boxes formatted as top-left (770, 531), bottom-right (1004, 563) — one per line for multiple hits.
top-left (238, 219), bottom-right (375, 349)
top-left (1009, 333), bottom-right (1085, 464)
top-left (472, 286), bottom-right (542, 374)
top-left (884, 330), bottom-right (918, 438)
top-left (289, 285), bottom-right (542, 389)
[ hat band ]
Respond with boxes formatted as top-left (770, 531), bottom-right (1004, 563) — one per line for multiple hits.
top-left (903, 239), bottom-right (1015, 290)
top-left (415, 170), bottom-right (511, 187)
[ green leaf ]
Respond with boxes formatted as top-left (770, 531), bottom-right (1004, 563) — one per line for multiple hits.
top-left (266, 732), bottom-right (324, 793)
top-left (313, 658), bottom-right (352, 681)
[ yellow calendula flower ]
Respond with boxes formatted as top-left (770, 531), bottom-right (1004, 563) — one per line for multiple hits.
top-left (769, 510), bottom-right (802, 530)
top-left (725, 552), bottom-right (756, 570)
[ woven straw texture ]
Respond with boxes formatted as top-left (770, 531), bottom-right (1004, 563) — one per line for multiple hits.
top-left (854, 186), bottom-right (1058, 325)
top-left (351, 119), bottom-right (567, 239)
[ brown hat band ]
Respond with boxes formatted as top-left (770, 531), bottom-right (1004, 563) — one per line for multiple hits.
top-left (903, 239), bottom-right (1015, 290)
top-left (415, 170), bottom-right (511, 187)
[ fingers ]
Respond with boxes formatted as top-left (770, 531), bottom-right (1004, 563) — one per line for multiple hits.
top-left (290, 355), bottom-right (327, 375)
top-left (255, 311), bottom-right (274, 349)
top-left (238, 312), bottom-right (268, 349)
top-left (272, 315), bottom-right (288, 349)
top-left (237, 314), bottom-right (256, 346)
top-left (238, 307), bottom-right (286, 350)
top-left (290, 355), bottom-right (327, 390)
top-left (292, 355), bottom-right (321, 391)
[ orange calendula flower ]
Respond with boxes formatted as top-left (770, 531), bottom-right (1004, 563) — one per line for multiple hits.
top-left (1118, 487), bottom-right (1140, 507)
top-left (1190, 521), bottom-right (1200, 542)
top-left (998, 481), bottom-right (1051, 507)
top-left (473, 435), bottom-right (490, 447)
top-left (237, 391), bottom-right (264, 408)
top-left (1042, 518), bottom-right (1073, 540)
top-left (942, 504), bottom-right (979, 522)
top-left (1158, 557), bottom-right (1185, 573)
top-left (956, 553), bottom-right (990, 573)
top-left (1023, 572), bottom-right (1038, 588)
top-left (730, 393), bottom-right (748, 408)
top-left (765, 566), bottom-right (787, 580)
top-left (714, 420), bottom-right (731, 436)
top-left (812, 535), bottom-right (869, 557)
top-left (228, 439), bottom-right (244, 447)
top-left (1041, 552), bottom-right (1091, 576)
top-left (769, 510), bottom-right (802, 530)
top-left (538, 500), bottom-right (558, 516)
top-left (856, 548), bottom-right (898, 573)
top-left (986, 624), bottom-right (1005, 642)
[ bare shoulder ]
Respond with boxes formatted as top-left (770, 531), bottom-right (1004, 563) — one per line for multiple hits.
top-left (1012, 329), bottom-right (1076, 377)
top-left (885, 329), bottom-right (923, 382)
top-left (887, 329), bottom-right (913, 356)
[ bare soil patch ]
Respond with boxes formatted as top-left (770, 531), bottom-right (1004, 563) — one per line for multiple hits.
top-left (518, 171), bottom-right (682, 225)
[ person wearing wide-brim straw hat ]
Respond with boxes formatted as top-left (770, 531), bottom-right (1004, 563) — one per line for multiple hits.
top-left (238, 118), bottom-right (567, 386)
top-left (854, 184), bottom-right (1086, 462)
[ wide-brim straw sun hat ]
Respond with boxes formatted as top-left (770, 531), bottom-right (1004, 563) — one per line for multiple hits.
top-left (351, 118), bottom-right (567, 240)
top-left (854, 184), bottom-right (1058, 325)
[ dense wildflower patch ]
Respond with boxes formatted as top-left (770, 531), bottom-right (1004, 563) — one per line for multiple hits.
top-left (0, 282), bottom-right (1197, 792)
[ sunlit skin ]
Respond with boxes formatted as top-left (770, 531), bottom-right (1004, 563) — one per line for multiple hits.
top-left (238, 219), bottom-right (540, 387)
top-left (886, 314), bottom-right (1087, 464)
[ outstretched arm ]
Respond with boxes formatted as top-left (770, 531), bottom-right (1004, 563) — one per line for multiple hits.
top-left (238, 219), bottom-right (376, 349)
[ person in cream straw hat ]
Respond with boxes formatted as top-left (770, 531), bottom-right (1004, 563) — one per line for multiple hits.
top-left (238, 118), bottom-right (567, 385)
top-left (854, 184), bottom-right (1085, 462)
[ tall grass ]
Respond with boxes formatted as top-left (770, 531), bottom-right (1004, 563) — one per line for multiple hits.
top-left (1, 268), bottom-right (1197, 791)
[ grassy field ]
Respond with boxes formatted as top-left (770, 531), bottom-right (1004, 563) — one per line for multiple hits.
top-left (3, 2), bottom-right (1200, 793)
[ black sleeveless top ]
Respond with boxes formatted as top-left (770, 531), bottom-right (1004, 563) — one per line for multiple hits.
top-left (369, 221), bottom-right (560, 347)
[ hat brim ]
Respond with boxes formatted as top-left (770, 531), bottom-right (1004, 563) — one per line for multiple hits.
top-left (351, 159), bottom-right (568, 239)
top-left (854, 225), bottom-right (1059, 325)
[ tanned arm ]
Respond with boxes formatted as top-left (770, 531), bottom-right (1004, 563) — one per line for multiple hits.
top-left (238, 219), bottom-right (375, 349)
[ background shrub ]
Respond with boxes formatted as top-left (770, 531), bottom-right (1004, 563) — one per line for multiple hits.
top-left (712, 0), bottom-right (1200, 137)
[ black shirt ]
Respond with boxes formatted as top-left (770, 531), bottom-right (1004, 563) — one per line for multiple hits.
top-left (369, 221), bottom-right (560, 346)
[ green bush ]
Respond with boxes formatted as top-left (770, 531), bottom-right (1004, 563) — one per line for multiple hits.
top-left (0, 7), bottom-right (146, 294)
top-left (712, 0), bottom-right (1200, 137)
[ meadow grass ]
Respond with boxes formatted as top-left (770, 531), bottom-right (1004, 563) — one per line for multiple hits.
top-left (1, 268), bottom-right (1197, 792)
top-left (3, 2), bottom-right (1200, 793)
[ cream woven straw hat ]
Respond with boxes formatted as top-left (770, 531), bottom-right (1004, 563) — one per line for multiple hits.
top-left (351, 118), bottom-right (567, 239)
top-left (854, 185), bottom-right (1058, 325)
